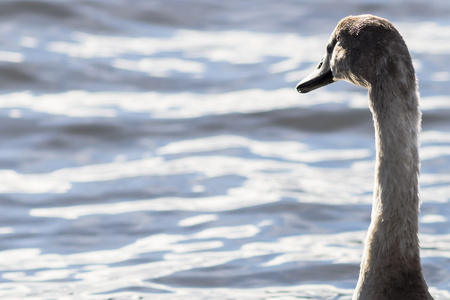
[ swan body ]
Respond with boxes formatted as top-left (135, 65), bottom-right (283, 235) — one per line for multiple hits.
top-left (296, 15), bottom-right (433, 300)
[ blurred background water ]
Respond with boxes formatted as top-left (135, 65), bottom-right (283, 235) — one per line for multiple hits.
top-left (0, 0), bottom-right (450, 299)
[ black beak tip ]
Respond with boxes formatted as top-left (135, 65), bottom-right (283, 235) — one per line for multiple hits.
top-left (296, 80), bottom-right (314, 93)
top-left (295, 69), bottom-right (334, 94)
top-left (296, 84), bottom-right (310, 94)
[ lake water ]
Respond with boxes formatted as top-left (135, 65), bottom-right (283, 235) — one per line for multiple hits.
top-left (0, 0), bottom-right (450, 299)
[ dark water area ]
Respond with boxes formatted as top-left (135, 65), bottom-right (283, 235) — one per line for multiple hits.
top-left (0, 1), bottom-right (449, 299)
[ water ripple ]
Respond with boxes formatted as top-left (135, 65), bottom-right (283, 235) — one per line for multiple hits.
top-left (0, 1), bottom-right (450, 299)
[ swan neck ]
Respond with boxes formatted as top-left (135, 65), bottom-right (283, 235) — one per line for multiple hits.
top-left (353, 83), bottom-right (431, 299)
top-left (370, 83), bottom-right (421, 225)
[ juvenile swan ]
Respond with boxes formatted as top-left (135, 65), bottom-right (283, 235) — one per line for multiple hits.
top-left (296, 15), bottom-right (433, 300)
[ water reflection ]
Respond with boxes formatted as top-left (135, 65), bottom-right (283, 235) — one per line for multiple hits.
top-left (0, 1), bottom-right (450, 299)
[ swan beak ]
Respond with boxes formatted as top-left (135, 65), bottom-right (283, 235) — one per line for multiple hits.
top-left (296, 56), bottom-right (335, 93)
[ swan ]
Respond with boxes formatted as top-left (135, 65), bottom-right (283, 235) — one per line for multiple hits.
top-left (296, 15), bottom-right (433, 300)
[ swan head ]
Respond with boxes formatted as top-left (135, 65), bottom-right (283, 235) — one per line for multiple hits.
top-left (296, 14), bottom-right (412, 93)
